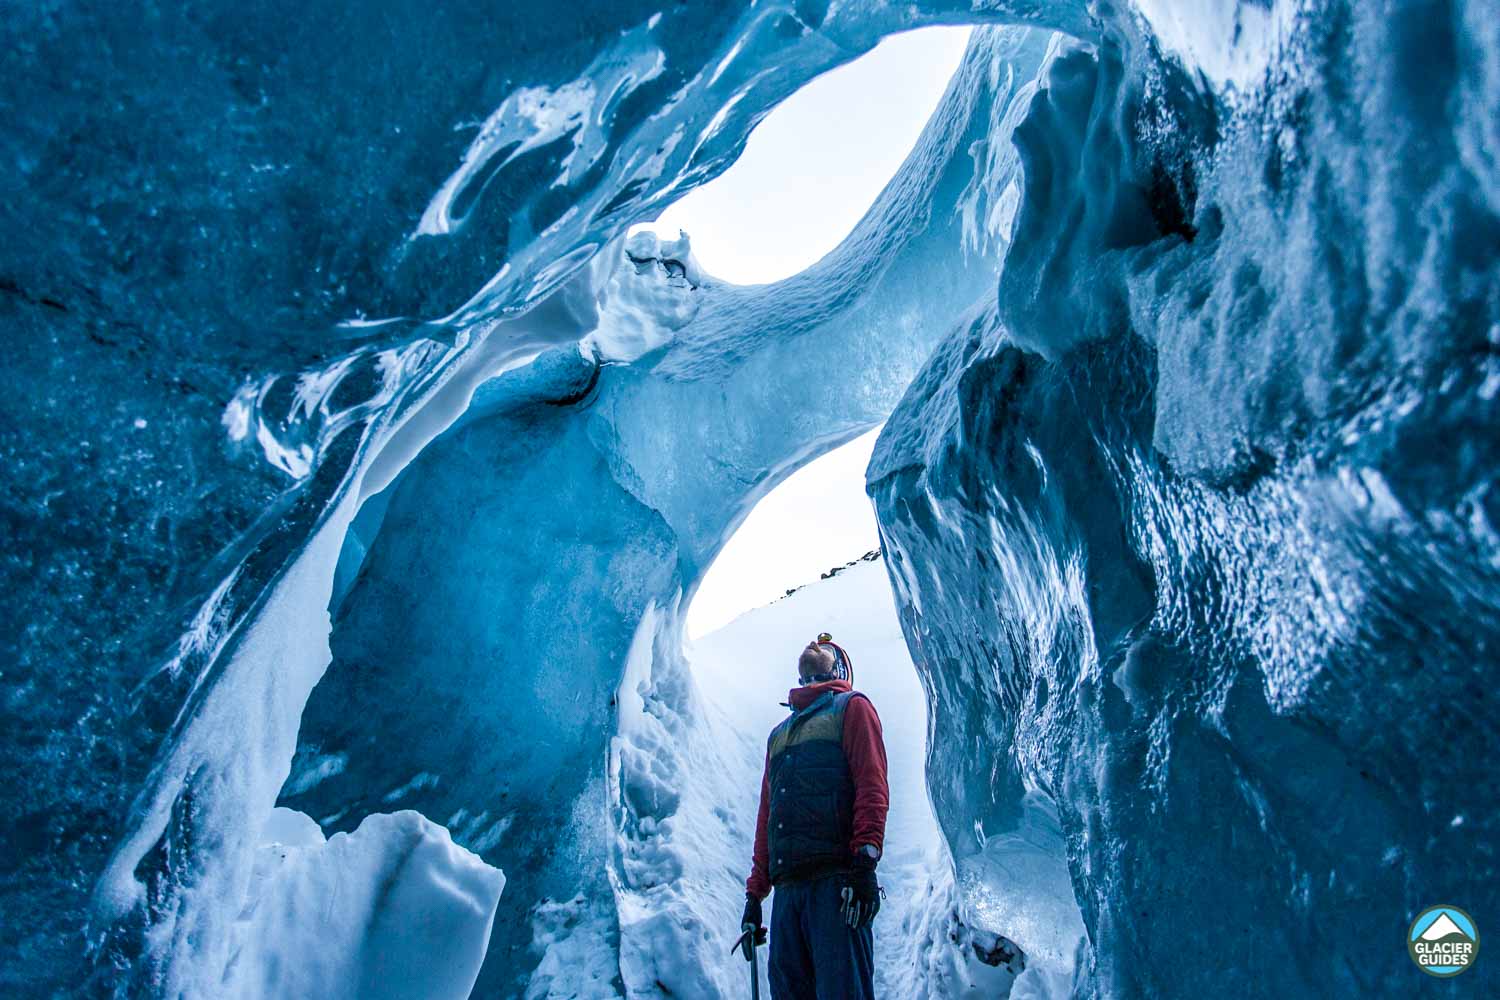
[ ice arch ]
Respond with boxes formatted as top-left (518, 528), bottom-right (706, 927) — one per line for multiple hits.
top-left (17, 9), bottom-right (1069, 995)
top-left (105, 27), bottom-right (1050, 998)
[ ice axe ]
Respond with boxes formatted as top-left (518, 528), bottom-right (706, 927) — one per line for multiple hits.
top-left (730, 923), bottom-right (767, 999)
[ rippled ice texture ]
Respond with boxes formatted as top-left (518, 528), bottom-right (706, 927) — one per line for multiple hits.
top-left (871, 4), bottom-right (1500, 997)
top-left (3, 0), bottom-right (1497, 997)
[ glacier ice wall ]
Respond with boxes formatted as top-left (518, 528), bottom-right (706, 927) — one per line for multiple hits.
top-left (871, 3), bottom-right (1500, 997)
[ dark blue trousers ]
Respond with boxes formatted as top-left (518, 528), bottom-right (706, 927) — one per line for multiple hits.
top-left (768, 875), bottom-right (875, 1000)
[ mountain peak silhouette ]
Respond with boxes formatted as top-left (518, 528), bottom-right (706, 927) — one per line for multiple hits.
top-left (1420, 913), bottom-right (1469, 942)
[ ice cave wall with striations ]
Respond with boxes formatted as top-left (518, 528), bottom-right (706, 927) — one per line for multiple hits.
top-left (870, 2), bottom-right (1500, 997)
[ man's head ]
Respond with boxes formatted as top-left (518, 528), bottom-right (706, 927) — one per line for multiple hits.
top-left (797, 639), bottom-right (837, 683)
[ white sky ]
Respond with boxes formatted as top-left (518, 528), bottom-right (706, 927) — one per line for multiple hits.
top-left (641, 26), bottom-right (973, 285)
top-left (641, 27), bottom-right (971, 637)
top-left (688, 428), bottom-right (883, 638)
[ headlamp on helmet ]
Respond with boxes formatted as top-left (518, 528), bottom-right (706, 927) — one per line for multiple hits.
top-left (811, 632), bottom-right (853, 685)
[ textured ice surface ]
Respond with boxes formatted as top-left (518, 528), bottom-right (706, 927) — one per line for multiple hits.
top-left (5, 0), bottom-right (1498, 996)
top-left (870, 5), bottom-right (1500, 997)
top-left (235, 810), bottom-right (503, 1000)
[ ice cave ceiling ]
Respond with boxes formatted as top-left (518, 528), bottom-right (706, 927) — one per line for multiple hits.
top-left (3, 1), bottom-right (1498, 998)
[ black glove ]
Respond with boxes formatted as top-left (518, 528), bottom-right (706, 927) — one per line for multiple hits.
top-left (839, 866), bottom-right (881, 929)
top-left (737, 893), bottom-right (767, 960)
top-left (741, 893), bottom-right (763, 931)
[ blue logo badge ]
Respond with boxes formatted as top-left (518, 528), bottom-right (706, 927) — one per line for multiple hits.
top-left (1408, 905), bottom-right (1479, 977)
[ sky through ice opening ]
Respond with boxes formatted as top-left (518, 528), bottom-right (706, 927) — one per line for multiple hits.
top-left (688, 429), bottom-right (883, 639)
top-left (644, 26), bottom-right (970, 638)
top-left (630, 26), bottom-right (972, 285)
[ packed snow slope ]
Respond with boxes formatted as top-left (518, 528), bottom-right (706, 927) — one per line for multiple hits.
top-left (2, 0), bottom-right (1497, 997)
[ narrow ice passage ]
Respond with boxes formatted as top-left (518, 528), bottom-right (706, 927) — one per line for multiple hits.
top-left (691, 553), bottom-right (1081, 997)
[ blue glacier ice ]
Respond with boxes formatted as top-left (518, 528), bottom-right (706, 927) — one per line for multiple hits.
top-left (2, 0), bottom-right (1497, 997)
top-left (278, 29), bottom-right (1053, 996)
top-left (870, 8), bottom-right (1500, 997)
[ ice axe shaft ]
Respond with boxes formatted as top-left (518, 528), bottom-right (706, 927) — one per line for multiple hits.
top-left (731, 927), bottom-right (764, 1000)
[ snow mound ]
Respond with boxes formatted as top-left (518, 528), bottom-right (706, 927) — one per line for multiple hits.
top-left (231, 809), bottom-right (504, 1000)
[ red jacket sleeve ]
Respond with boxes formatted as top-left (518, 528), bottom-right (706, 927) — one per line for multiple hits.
top-left (842, 694), bottom-right (889, 856)
top-left (746, 750), bottom-right (772, 899)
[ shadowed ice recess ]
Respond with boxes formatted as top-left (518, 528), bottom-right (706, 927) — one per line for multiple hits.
top-left (2, 1), bottom-right (1497, 997)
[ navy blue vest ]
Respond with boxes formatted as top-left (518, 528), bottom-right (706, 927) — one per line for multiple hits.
top-left (766, 690), bottom-right (859, 884)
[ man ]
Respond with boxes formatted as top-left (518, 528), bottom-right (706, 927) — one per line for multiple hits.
top-left (740, 633), bottom-right (890, 999)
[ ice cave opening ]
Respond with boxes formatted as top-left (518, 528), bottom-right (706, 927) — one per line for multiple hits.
top-left (685, 427), bottom-right (1084, 997)
top-left (234, 28), bottom-right (1047, 999)
top-left (8, 2), bottom-right (1499, 999)
top-left (252, 26), bottom-right (1088, 997)
top-left (685, 428), bottom-right (882, 639)
top-left (632, 26), bottom-right (973, 286)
